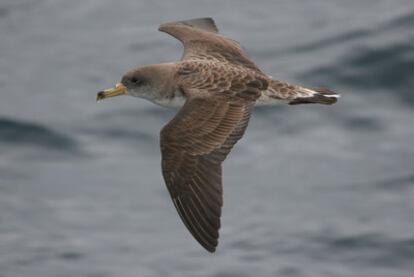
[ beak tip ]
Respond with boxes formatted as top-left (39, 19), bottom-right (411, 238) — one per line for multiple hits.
top-left (96, 83), bottom-right (126, 101)
top-left (96, 91), bottom-right (105, 101)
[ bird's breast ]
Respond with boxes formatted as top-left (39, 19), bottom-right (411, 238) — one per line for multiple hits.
top-left (152, 93), bottom-right (187, 108)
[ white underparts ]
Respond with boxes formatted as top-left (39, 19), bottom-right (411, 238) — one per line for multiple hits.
top-left (153, 95), bottom-right (187, 107)
top-left (153, 90), bottom-right (288, 107)
top-left (146, 88), bottom-right (340, 107)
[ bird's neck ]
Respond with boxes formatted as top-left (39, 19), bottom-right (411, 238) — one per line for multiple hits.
top-left (140, 63), bottom-right (185, 107)
top-left (151, 63), bottom-right (179, 98)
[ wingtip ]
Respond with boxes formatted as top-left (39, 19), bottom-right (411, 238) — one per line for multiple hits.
top-left (159, 17), bottom-right (218, 34)
top-left (192, 234), bottom-right (218, 253)
top-left (204, 244), bottom-right (217, 253)
top-left (197, 233), bottom-right (219, 253)
top-left (199, 17), bottom-right (218, 32)
top-left (203, 241), bottom-right (218, 254)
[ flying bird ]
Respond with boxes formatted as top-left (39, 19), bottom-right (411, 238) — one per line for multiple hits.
top-left (97, 18), bottom-right (339, 252)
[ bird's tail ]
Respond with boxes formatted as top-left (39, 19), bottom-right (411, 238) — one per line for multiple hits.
top-left (260, 80), bottom-right (340, 105)
top-left (288, 87), bottom-right (339, 105)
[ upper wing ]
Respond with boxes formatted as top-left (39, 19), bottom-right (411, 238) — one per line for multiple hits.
top-left (160, 96), bottom-right (253, 252)
top-left (158, 17), bottom-right (261, 72)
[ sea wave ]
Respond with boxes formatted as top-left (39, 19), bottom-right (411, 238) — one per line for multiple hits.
top-left (300, 12), bottom-right (414, 105)
top-left (0, 118), bottom-right (77, 150)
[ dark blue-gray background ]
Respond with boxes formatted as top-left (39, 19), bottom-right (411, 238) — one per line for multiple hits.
top-left (1, 0), bottom-right (413, 276)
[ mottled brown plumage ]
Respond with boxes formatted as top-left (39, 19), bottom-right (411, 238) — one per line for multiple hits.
top-left (97, 17), bottom-right (339, 253)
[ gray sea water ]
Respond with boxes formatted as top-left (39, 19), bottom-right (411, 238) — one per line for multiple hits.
top-left (1, 0), bottom-right (414, 276)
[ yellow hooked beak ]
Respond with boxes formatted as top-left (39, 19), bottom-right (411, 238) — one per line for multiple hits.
top-left (97, 83), bottom-right (126, 101)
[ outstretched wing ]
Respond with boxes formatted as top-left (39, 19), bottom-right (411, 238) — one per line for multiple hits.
top-left (160, 95), bottom-right (254, 252)
top-left (158, 17), bottom-right (261, 72)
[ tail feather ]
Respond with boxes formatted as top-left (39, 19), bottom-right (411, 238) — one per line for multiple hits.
top-left (289, 88), bottom-right (339, 105)
top-left (262, 80), bottom-right (340, 106)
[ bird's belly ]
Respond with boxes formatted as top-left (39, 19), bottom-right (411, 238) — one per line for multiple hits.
top-left (152, 91), bottom-right (287, 107)
top-left (152, 95), bottom-right (187, 108)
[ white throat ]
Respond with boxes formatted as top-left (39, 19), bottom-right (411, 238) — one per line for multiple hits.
top-left (152, 94), bottom-right (186, 108)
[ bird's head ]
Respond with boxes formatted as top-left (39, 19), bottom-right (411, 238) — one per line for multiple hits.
top-left (97, 64), bottom-right (174, 102)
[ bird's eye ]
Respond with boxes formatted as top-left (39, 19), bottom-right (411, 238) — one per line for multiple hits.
top-left (131, 77), bottom-right (142, 85)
